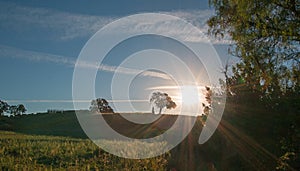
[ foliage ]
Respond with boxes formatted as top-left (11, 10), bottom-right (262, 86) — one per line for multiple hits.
top-left (0, 131), bottom-right (169, 170)
top-left (209, 8), bottom-right (300, 168)
top-left (218, 69), bottom-right (300, 170)
top-left (8, 105), bottom-right (18, 116)
top-left (208, 0), bottom-right (300, 98)
top-left (202, 86), bottom-right (213, 116)
top-left (90, 98), bottom-right (114, 114)
top-left (0, 100), bottom-right (9, 116)
top-left (149, 92), bottom-right (176, 114)
top-left (17, 104), bottom-right (26, 115)
top-left (8, 104), bottom-right (27, 116)
top-left (0, 100), bottom-right (26, 116)
top-left (276, 123), bottom-right (300, 170)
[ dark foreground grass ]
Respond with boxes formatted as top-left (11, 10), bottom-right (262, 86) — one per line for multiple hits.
top-left (0, 131), bottom-right (169, 170)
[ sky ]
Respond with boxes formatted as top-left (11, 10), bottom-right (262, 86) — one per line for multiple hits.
top-left (0, 0), bottom-right (235, 114)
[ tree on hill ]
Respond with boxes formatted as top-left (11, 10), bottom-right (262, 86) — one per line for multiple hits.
top-left (150, 92), bottom-right (177, 114)
top-left (0, 100), bottom-right (27, 116)
top-left (9, 105), bottom-right (18, 116)
top-left (0, 100), bottom-right (9, 116)
top-left (17, 104), bottom-right (27, 115)
top-left (8, 104), bottom-right (27, 116)
top-left (90, 98), bottom-right (114, 114)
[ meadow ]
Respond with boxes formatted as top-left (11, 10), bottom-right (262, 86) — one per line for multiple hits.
top-left (0, 131), bottom-right (169, 170)
top-left (0, 103), bottom-right (298, 170)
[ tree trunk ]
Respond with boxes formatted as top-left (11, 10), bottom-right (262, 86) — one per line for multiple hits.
top-left (152, 107), bottom-right (155, 114)
top-left (159, 107), bottom-right (162, 114)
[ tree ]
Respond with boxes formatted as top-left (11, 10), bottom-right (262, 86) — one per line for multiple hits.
top-left (0, 100), bottom-right (9, 116)
top-left (90, 98), bottom-right (114, 114)
top-left (9, 105), bottom-right (18, 116)
top-left (8, 104), bottom-right (27, 116)
top-left (208, 2), bottom-right (300, 169)
top-left (17, 104), bottom-right (26, 115)
top-left (207, 0), bottom-right (300, 98)
top-left (202, 86), bottom-right (213, 116)
top-left (150, 92), bottom-right (177, 114)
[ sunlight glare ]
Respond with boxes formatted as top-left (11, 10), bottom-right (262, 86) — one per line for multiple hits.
top-left (180, 85), bottom-right (199, 106)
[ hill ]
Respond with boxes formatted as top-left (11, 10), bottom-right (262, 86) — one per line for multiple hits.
top-left (0, 104), bottom-right (299, 170)
top-left (0, 110), bottom-right (86, 138)
top-left (0, 111), bottom-right (181, 139)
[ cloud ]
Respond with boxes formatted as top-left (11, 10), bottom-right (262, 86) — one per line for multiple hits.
top-left (75, 60), bottom-right (171, 80)
top-left (0, 45), bottom-right (75, 66)
top-left (164, 10), bottom-right (233, 44)
top-left (146, 85), bottom-right (209, 90)
top-left (109, 10), bottom-right (232, 44)
top-left (0, 1), bottom-right (232, 44)
top-left (5, 100), bottom-right (86, 103)
top-left (0, 1), bottom-right (115, 40)
top-left (0, 45), bottom-right (171, 80)
top-left (147, 86), bottom-right (181, 90)
top-left (5, 99), bottom-right (148, 103)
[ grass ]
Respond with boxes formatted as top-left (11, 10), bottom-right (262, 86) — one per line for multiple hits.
top-left (0, 103), bottom-right (298, 170)
top-left (0, 111), bottom-right (87, 138)
top-left (0, 131), bottom-right (170, 170)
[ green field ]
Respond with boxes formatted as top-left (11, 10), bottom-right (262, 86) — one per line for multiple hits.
top-left (0, 131), bottom-right (169, 170)
top-left (0, 104), bottom-right (299, 170)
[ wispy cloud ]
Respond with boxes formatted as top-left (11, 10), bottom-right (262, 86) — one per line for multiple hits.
top-left (146, 85), bottom-right (208, 90)
top-left (147, 86), bottom-right (181, 90)
top-left (75, 60), bottom-right (171, 80)
top-left (5, 99), bottom-right (148, 103)
top-left (0, 45), bottom-right (171, 80)
top-left (0, 1), bottom-right (115, 40)
top-left (110, 11), bottom-right (231, 44)
top-left (5, 100), bottom-right (87, 103)
top-left (0, 45), bottom-right (75, 66)
top-left (0, 1), bottom-right (232, 44)
top-left (164, 10), bottom-right (233, 44)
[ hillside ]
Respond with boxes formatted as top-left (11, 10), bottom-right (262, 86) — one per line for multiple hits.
top-left (0, 111), bottom-right (86, 138)
top-left (0, 111), bottom-right (181, 139)
top-left (0, 104), bottom-right (299, 170)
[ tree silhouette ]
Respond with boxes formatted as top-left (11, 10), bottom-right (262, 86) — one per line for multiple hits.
top-left (202, 86), bottom-right (213, 116)
top-left (0, 100), bottom-right (26, 116)
top-left (0, 100), bottom-right (9, 116)
top-left (9, 105), bottom-right (18, 116)
top-left (150, 92), bottom-right (176, 114)
top-left (8, 104), bottom-right (27, 116)
top-left (17, 104), bottom-right (26, 115)
top-left (90, 98), bottom-right (114, 114)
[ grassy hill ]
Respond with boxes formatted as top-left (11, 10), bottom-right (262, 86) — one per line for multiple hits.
top-left (0, 111), bottom-right (180, 139)
top-left (0, 104), bottom-right (299, 170)
top-left (0, 110), bottom-right (86, 138)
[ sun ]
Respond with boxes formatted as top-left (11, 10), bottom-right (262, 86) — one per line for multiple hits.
top-left (180, 85), bottom-right (200, 106)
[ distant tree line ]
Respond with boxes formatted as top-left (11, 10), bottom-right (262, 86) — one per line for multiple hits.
top-left (0, 100), bottom-right (26, 116)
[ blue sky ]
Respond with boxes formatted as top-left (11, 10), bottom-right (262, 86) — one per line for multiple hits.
top-left (0, 0), bottom-right (234, 113)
